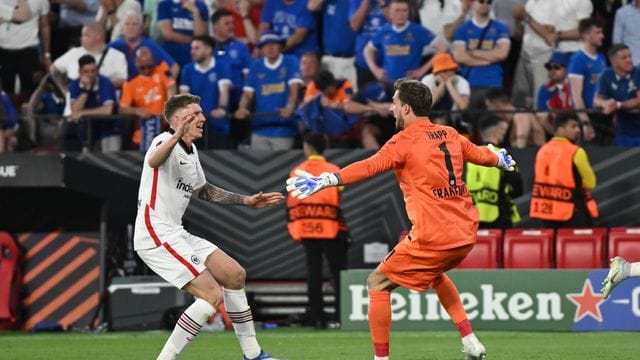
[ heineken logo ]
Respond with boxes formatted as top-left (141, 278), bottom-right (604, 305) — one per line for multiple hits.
top-left (340, 270), bottom-right (640, 331)
top-left (348, 284), bottom-right (565, 322)
top-left (566, 280), bottom-right (604, 322)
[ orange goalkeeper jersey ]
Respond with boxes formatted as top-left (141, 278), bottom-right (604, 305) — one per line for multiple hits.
top-left (337, 120), bottom-right (498, 250)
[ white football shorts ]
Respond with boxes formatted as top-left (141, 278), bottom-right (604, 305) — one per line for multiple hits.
top-left (136, 230), bottom-right (218, 289)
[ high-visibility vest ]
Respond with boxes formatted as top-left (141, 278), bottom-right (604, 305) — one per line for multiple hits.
top-left (585, 191), bottom-right (599, 218)
top-left (530, 139), bottom-right (581, 221)
top-left (466, 149), bottom-right (520, 225)
top-left (286, 157), bottom-right (341, 241)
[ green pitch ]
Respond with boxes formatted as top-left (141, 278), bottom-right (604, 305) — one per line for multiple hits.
top-left (0, 329), bottom-right (637, 359)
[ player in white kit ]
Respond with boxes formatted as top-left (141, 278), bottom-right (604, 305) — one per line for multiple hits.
top-left (134, 94), bottom-right (284, 360)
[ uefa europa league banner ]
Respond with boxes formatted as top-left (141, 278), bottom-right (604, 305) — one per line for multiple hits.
top-left (340, 270), bottom-right (640, 331)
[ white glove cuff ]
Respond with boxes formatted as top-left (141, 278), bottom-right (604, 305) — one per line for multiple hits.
top-left (321, 172), bottom-right (339, 187)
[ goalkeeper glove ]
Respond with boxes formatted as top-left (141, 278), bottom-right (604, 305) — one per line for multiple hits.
top-left (286, 169), bottom-right (339, 200)
top-left (488, 144), bottom-right (516, 171)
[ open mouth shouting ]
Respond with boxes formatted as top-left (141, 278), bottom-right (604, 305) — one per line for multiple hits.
top-left (194, 120), bottom-right (205, 137)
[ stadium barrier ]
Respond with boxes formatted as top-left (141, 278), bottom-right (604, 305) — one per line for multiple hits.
top-left (340, 269), bottom-right (640, 331)
top-left (108, 276), bottom-right (193, 331)
top-left (18, 231), bottom-right (101, 331)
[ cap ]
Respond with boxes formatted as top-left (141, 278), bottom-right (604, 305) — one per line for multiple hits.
top-left (545, 51), bottom-right (570, 70)
top-left (257, 31), bottom-right (285, 48)
top-left (432, 53), bottom-right (458, 74)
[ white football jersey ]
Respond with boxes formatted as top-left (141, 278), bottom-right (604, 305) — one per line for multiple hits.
top-left (134, 131), bottom-right (207, 250)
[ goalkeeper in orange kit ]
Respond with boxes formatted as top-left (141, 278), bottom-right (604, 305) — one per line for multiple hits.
top-left (286, 78), bottom-right (516, 360)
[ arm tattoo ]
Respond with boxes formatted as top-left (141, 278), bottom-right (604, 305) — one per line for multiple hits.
top-left (197, 183), bottom-right (245, 205)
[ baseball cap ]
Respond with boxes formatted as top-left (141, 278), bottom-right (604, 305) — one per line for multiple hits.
top-left (257, 31), bottom-right (285, 48)
top-left (545, 52), bottom-right (570, 70)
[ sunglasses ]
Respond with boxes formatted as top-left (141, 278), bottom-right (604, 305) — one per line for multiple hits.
top-left (548, 65), bottom-right (565, 70)
top-left (477, 0), bottom-right (492, 4)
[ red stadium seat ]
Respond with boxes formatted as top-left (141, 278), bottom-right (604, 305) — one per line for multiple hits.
top-left (458, 229), bottom-right (503, 269)
top-left (555, 228), bottom-right (607, 269)
top-left (0, 232), bottom-right (20, 329)
top-left (503, 229), bottom-right (554, 269)
top-left (608, 227), bottom-right (640, 262)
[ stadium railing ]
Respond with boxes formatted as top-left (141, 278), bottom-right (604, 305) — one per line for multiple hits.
top-left (0, 107), bottom-right (624, 152)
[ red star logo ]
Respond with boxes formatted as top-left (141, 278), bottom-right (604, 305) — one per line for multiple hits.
top-left (566, 279), bottom-right (605, 322)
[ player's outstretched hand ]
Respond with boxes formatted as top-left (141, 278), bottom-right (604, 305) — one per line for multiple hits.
top-left (489, 144), bottom-right (516, 171)
top-left (285, 169), bottom-right (339, 200)
top-left (245, 192), bottom-right (285, 208)
top-left (175, 112), bottom-right (195, 138)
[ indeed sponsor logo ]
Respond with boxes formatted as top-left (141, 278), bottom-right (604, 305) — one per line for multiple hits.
top-left (176, 178), bottom-right (194, 193)
top-left (0, 165), bottom-right (18, 178)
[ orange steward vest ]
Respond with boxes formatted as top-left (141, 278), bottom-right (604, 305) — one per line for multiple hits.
top-left (530, 139), bottom-right (582, 221)
top-left (287, 156), bottom-right (341, 241)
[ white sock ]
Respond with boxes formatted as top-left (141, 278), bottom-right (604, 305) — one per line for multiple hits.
top-left (374, 356), bottom-right (389, 360)
top-left (157, 298), bottom-right (216, 360)
top-left (630, 262), bottom-right (640, 277)
top-left (223, 288), bottom-right (261, 359)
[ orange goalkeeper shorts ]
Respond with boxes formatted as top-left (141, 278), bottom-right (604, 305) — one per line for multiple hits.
top-left (379, 240), bottom-right (474, 292)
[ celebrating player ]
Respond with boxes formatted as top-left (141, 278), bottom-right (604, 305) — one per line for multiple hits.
top-left (286, 78), bottom-right (516, 360)
top-left (133, 94), bottom-right (283, 360)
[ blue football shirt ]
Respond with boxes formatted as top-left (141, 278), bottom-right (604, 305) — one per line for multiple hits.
top-left (596, 66), bottom-right (640, 140)
top-left (245, 54), bottom-right (302, 137)
top-left (260, 0), bottom-right (319, 57)
top-left (322, 0), bottom-right (356, 56)
top-left (370, 22), bottom-right (435, 81)
top-left (568, 49), bottom-right (607, 109)
top-left (179, 57), bottom-right (233, 134)
top-left (453, 19), bottom-right (510, 88)
top-left (157, 0), bottom-right (209, 66)
top-left (349, 0), bottom-right (386, 68)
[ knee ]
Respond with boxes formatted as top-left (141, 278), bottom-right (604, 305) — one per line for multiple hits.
top-left (226, 267), bottom-right (247, 290)
top-left (201, 286), bottom-right (224, 308)
top-left (366, 273), bottom-right (376, 289)
top-left (366, 270), bottom-right (384, 291)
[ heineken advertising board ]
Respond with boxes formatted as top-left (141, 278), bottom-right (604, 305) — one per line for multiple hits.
top-left (340, 270), bottom-right (640, 331)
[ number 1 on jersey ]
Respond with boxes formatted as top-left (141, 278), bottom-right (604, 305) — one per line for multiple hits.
top-left (438, 142), bottom-right (457, 186)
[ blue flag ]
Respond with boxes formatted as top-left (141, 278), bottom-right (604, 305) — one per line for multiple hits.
top-left (296, 96), bottom-right (360, 137)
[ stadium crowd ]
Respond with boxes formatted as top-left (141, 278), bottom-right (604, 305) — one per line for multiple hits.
top-left (0, 0), bottom-right (639, 152)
